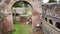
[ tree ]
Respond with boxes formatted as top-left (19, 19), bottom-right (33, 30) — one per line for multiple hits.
top-left (49, 0), bottom-right (58, 3)
top-left (13, 1), bottom-right (30, 8)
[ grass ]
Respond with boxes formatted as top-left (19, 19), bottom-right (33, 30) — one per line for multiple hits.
top-left (10, 20), bottom-right (31, 34)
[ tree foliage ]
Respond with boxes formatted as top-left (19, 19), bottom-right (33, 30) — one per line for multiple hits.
top-left (49, 0), bottom-right (58, 3)
top-left (13, 1), bottom-right (30, 8)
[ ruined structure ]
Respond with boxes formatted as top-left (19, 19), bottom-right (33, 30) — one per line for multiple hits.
top-left (1, 0), bottom-right (60, 34)
top-left (0, 0), bottom-right (42, 34)
top-left (42, 3), bottom-right (60, 34)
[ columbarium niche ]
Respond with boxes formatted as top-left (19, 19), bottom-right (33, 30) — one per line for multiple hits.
top-left (49, 19), bottom-right (53, 25)
top-left (55, 22), bottom-right (60, 29)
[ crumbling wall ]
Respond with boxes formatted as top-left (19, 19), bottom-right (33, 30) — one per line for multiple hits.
top-left (0, 0), bottom-right (42, 34)
top-left (42, 3), bottom-right (60, 34)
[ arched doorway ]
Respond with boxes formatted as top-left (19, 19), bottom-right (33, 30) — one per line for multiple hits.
top-left (12, 1), bottom-right (32, 25)
top-left (10, 1), bottom-right (33, 34)
top-left (1, 0), bottom-right (41, 34)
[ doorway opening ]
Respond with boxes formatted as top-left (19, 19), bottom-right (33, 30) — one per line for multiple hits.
top-left (10, 1), bottom-right (32, 34)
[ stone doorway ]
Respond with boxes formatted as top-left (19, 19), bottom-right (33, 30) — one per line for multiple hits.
top-left (12, 1), bottom-right (32, 25)
top-left (11, 1), bottom-right (33, 34)
top-left (1, 0), bottom-right (41, 34)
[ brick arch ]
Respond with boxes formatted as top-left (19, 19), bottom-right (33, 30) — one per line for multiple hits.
top-left (8, 0), bottom-right (33, 10)
top-left (11, 1), bottom-right (33, 9)
top-left (10, 0), bottom-right (41, 28)
top-left (1, 0), bottom-right (42, 34)
top-left (11, 0), bottom-right (33, 25)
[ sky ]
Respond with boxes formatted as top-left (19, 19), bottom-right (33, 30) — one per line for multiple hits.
top-left (43, 0), bottom-right (49, 3)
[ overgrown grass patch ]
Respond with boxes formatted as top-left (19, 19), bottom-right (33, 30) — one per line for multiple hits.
top-left (10, 20), bottom-right (31, 34)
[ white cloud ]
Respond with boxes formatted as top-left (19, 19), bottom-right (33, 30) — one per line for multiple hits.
top-left (43, 0), bottom-right (49, 3)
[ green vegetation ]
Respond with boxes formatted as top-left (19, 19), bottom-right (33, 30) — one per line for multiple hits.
top-left (24, 10), bottom-right (32, 15)
top-left (13, 20), bottom-right (19, 24)
top-left (10, 20), bottom-right (31, 34)
top-left (49, 0), bottom-right (56, 3)
top-left (49, 0), bottom-right (60, 3)
top-left (13, 1), bottom-right (30, 8)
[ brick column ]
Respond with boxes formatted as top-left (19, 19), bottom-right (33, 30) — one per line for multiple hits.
top-left (32, 9), bottom-right (40, 34)
top-left (2, 14), bottom-right (13, 34)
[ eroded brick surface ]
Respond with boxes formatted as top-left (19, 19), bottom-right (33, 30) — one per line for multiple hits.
top-left (0, 0), bottom-right (42, 34)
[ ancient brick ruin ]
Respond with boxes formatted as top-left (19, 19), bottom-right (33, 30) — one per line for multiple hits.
top-left (1, 0), bottom-right (60, 34)
top-left (0, 0), bottom-right (42, 34)
top-left (42, 3), bottom-right (60, 34)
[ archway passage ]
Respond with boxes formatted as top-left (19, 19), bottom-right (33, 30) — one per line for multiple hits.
top-left (12, 1), bottom-right (32, 25)
top-left (1, 0), bottom-right (41, 34)
top-left (10, 1), bottom-right (32, 34)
